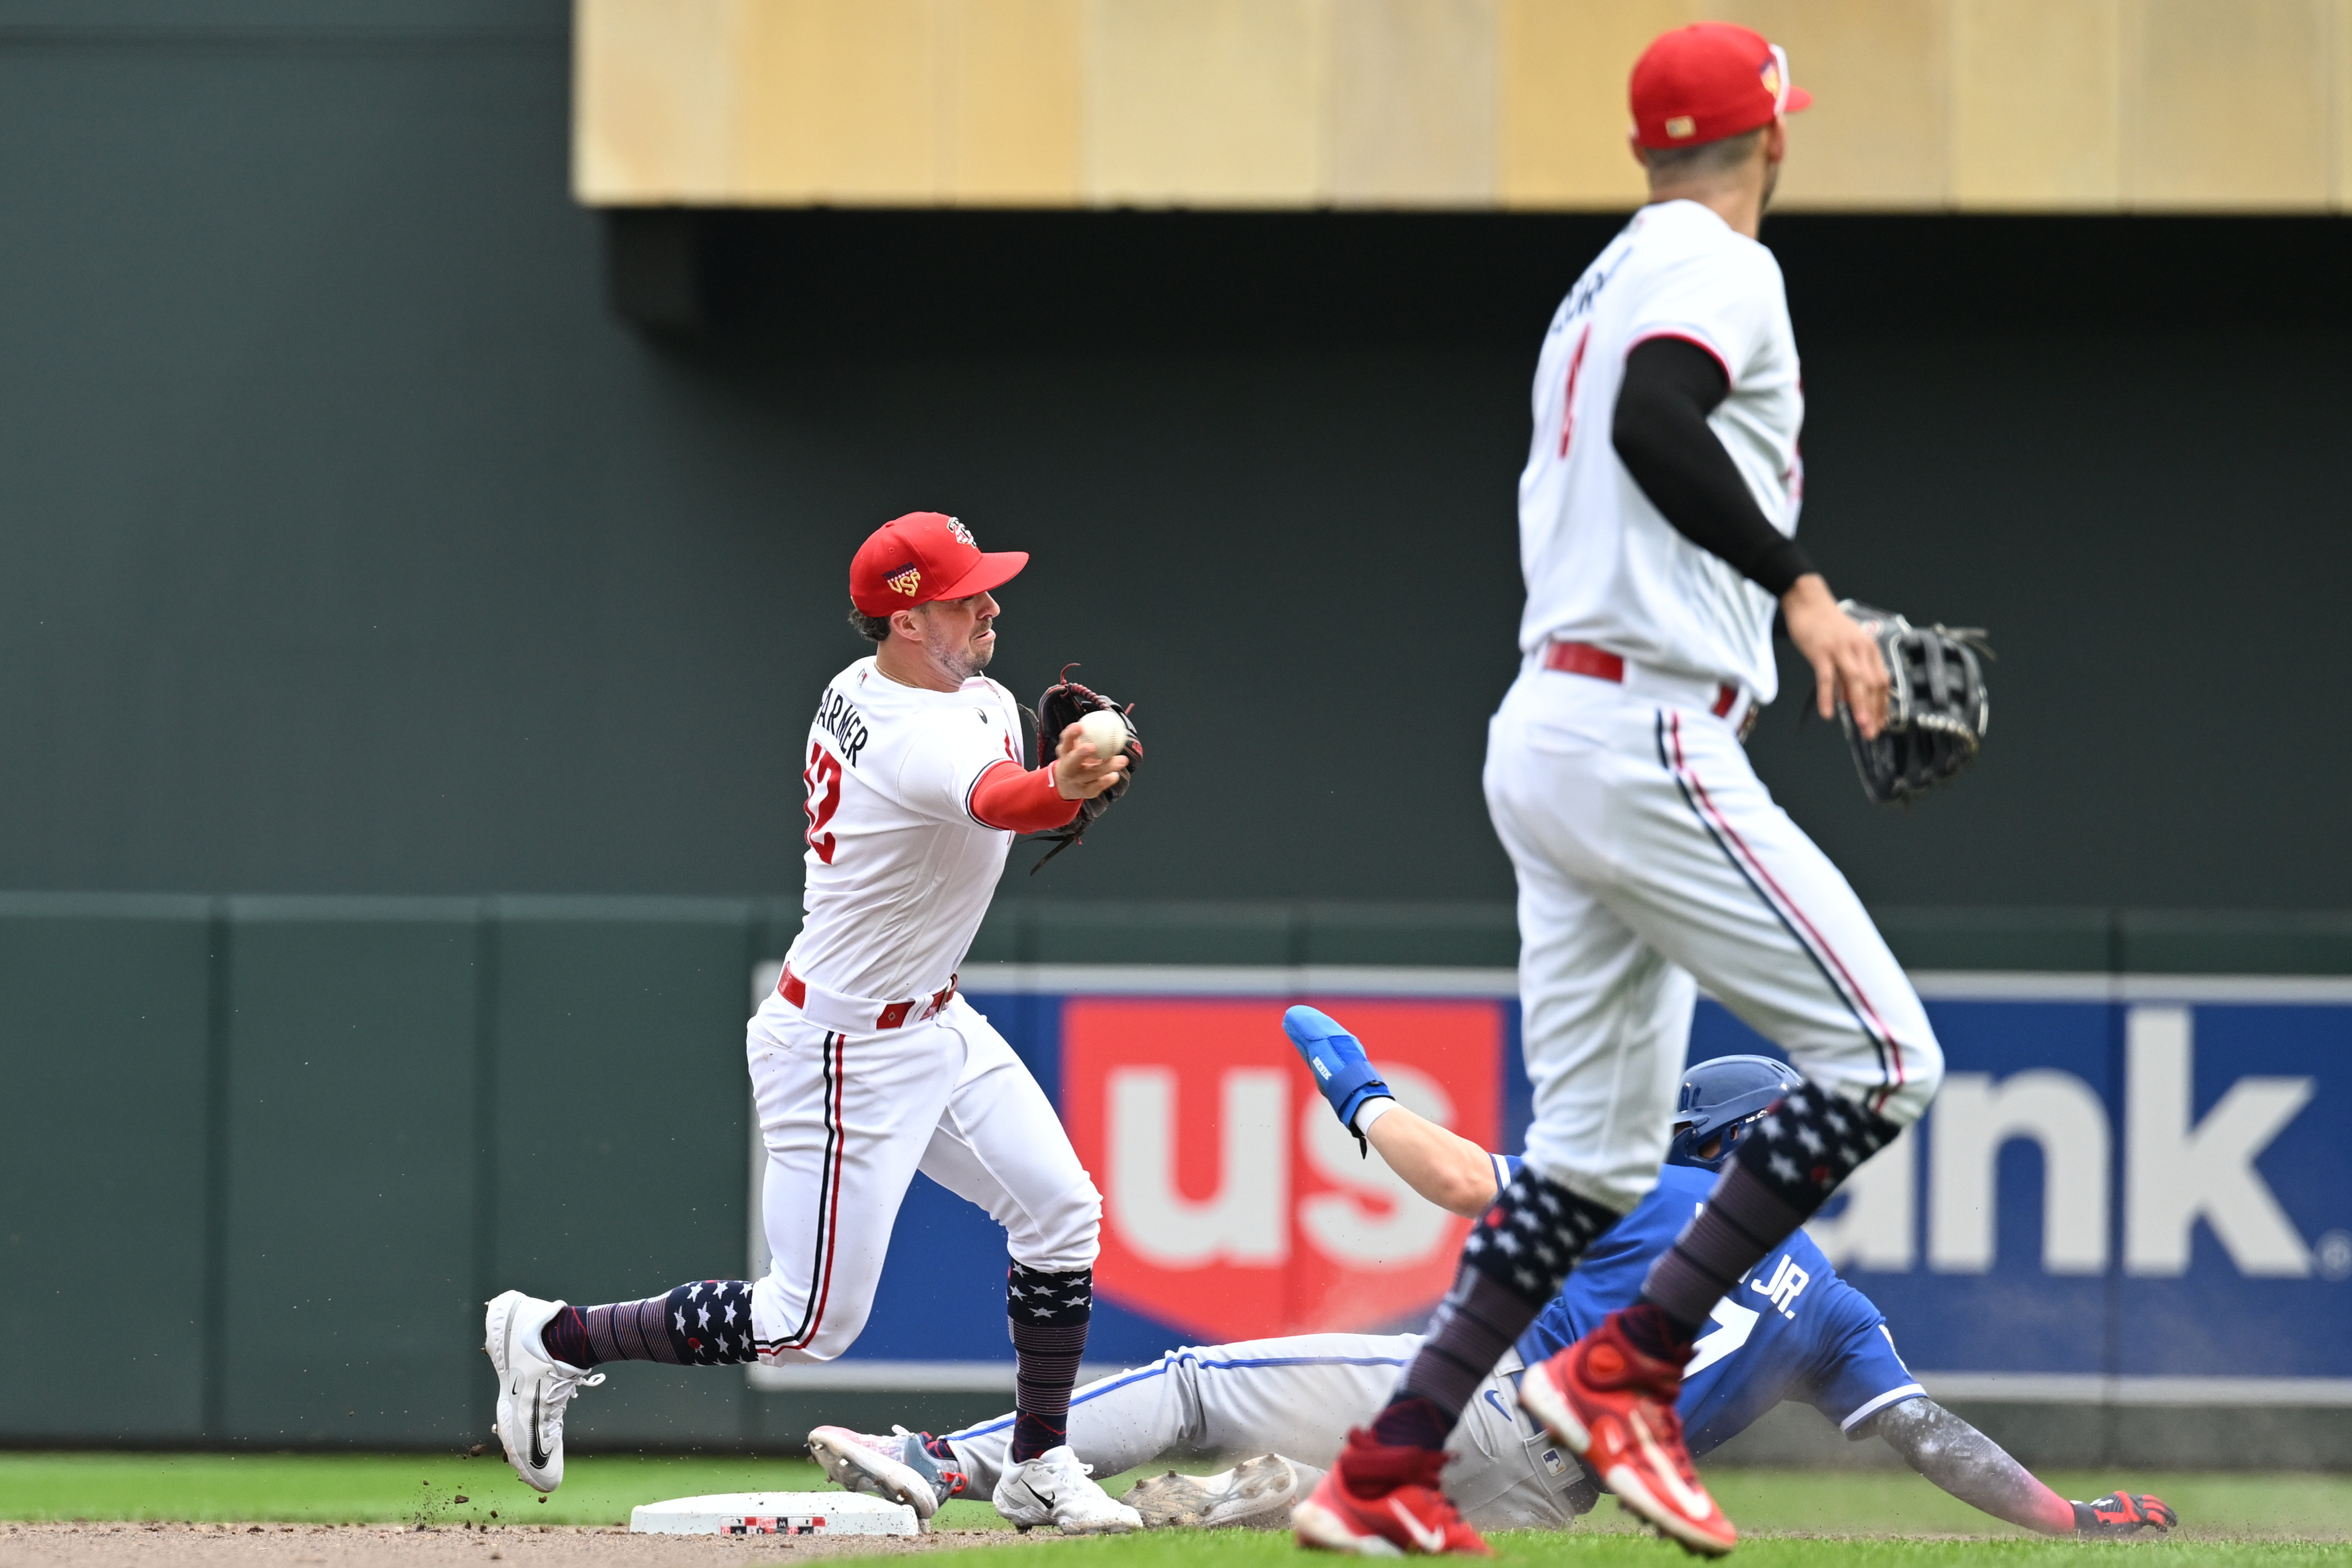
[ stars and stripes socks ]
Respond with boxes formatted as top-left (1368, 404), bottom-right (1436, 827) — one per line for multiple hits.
top-left (1006, 1259), bottom-right (1092, 1463)
top-left (1370, 1169), bottom-right (1619, 1450)
top-left (538, 1280), bottom-right (759, 1369)
top-left (1635, 1080), bottom-right (1903, 1348)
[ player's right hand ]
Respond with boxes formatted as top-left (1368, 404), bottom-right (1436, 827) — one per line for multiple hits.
top-left (2071, 1492), bottom-right (2177, 1536)
top-left (1783, 574), bottom-right (1890, 739)
top-left (1051, 722), bottom-right (1129, 800)
top-left (1282, 1006), bottom-right (1394, 1135)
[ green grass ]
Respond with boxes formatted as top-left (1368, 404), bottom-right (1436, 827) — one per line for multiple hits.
top-left (0, 1453), bottom-right (2348, 1561)
top-left (944, 1536), bottom-right (2352, 1567)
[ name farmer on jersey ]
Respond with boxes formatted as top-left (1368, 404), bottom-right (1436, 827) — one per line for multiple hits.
top-left (478, 511), bottom-right (1149, 1537)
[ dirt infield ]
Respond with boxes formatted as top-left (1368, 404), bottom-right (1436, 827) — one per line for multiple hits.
top-left (0, 1523), bottom-right (1020, 1568)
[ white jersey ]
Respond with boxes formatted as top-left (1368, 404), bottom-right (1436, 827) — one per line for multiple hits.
top-left (787, 657), bottom-right (1026, 1003)
top-left (1516, 199), bottom-right (1804, 702)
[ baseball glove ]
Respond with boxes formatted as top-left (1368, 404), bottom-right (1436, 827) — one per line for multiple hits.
top-left (1835, 602), bottom-right (1992, 806)
top-left (1026, 667), bottom-right (1142, 872)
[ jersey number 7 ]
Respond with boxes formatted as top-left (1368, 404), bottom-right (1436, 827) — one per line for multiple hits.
top-left (802, 741), bottom-right (844, 863)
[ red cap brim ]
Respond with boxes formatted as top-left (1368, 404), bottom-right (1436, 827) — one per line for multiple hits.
top-left (937, 550), bottom-right (1028, 601)
top-left (1785, 85), bottom-right (1812, 113)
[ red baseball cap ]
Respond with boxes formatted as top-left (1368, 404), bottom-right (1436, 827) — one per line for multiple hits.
top-left (1630, 23), bottom-right (1810, 151)
top-left (849, 512), bottom-right (1028, 616)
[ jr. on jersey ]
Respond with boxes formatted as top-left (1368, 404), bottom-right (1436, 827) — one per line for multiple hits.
top-left (1517, 1163), bottom-right (1920, 1452)
top-left (1518, 198), bottom-right (1804, 702)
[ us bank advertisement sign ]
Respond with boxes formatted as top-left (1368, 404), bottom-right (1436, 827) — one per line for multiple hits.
top-left (749, 966), bottom-right (2351, 1398)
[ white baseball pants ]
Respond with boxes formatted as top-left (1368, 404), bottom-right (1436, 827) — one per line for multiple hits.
top-left (1485, 662), bottom-right (1943, 1214)
top-left (745, 991), bottom-right (1101, 1363)
top-left (943, 1333), bottom-right (1591, 1530)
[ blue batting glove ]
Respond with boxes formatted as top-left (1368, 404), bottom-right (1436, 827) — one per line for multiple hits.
top-left (1284, 1006), bottom-right (1393, 1151)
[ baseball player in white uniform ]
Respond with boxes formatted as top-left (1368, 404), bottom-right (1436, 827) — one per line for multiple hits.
top-left (1297, 26), bottom-right (1946, 1559)
top-left (481, 511), bottom-right (1143, 1534)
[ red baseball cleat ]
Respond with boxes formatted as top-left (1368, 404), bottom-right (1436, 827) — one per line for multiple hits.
top-left (1293, 1429), bottom-right (1492, 1557)
top-left (1517, 1311), bottom-right (1736, 1557)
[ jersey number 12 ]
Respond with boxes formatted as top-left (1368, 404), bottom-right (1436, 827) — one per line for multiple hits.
top-left (802, 741), bottom-right (844, 863)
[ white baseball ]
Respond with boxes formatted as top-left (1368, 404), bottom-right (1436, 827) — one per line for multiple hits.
top-left (1075, 709), bottom-right (1129, 758)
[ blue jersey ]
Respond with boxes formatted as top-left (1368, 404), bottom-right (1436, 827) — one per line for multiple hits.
top-left (1505, 1162), bottom-right (1923, 1456)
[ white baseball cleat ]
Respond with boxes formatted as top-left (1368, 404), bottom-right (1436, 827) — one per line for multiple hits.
top-left (991, 1445), bottom-right (1143, 1535)
top-left (1127, 1453), bottom-right (1313, 1530)
top-left (807, 1424), bottom-right (965, 1522)
top-left (484, 1289), bottom-right (606, 1494)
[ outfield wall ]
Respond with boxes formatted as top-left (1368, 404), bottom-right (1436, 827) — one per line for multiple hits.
top-left (2, 895), bottom-right (2347, 1467)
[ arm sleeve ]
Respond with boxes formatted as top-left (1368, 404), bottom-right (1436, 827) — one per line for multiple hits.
top-left (1868, 1398), bottom-right (2078, 1535)
top-left (969, 760), bottom-right (1083, 833)
top-left (1612, 336), bottom-right (1816, 596)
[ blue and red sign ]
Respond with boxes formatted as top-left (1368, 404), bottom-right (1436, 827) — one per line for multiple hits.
top-left (773, 974), bottom-right (2352, 1390)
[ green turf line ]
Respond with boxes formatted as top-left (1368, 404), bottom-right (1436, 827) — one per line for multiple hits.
top-left (1, 1454), bottom-right (2347, 1547)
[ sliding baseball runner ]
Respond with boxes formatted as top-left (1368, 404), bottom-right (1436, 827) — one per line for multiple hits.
top-left (810, 1010), bottom-right (2173, 1543)
top-left (481, 511), bottom-right (1143, 1534)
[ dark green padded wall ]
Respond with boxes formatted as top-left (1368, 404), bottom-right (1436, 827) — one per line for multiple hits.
top-left (216, 900), bottom-right (481, 1445)
top-left (490, 899), bottom-right (758, 1449)
top-left (0, 895), bottom-right (212, 1441)
top-left (6, 895), bottom-right (2352, 1449)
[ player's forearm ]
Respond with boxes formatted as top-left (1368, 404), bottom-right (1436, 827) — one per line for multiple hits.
top-left (1865, 1398), bottom-right (2075, 1536)
top-left (1612, 336), bottom-right (1814, 596)
top-left (1362, 1104), bottom-right (1504, 1218)
top-left (969, 761), bottom-right (1084, 833)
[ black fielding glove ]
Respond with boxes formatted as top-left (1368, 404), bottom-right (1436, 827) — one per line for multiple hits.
top-left (1834, 602), bottom-right (1993, 805)
top-left (1025, 667), bottom-right (1142, 873)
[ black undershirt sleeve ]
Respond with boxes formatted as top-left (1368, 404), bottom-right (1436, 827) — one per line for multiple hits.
top-left (1611, 335), bottom-right (1815, 597)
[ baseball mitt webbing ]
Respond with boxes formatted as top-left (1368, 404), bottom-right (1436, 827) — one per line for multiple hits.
top-left (1026, 668), bottom-right (1142, 872)
top-left (1836, 602), bottom-right (1992, 805)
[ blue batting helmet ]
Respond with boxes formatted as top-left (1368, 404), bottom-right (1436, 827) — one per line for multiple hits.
top-left (1665, 1054), bottom-right (1804, 1171)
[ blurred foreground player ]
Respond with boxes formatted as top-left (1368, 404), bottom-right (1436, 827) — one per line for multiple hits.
top-left (1298, 26), bottom-right (1949, 1558)
top-left (810, 1018), bottom-right (2173, 1542)
top-left (482, 512), bottom-right (1141, 1533)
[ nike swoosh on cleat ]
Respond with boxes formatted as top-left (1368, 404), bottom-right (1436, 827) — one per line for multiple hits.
top-left (1386, 1498), bottom-right (1448, 1553)
top-left (1629, 1412), bottom-right (1714, 1520)
top-left (529, 1388), bottom-right (551, 1471)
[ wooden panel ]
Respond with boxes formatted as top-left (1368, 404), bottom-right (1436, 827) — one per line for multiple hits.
top-left (2339, 0), bottom-right (2352, 208)
top-left (1085, 0), bottom-right (1326, 205)
top-left (1728, 0), bottom-right (1948, 208)
top-left (1498, 0), bottom-right (1697, 208)
top-left (1950, 0), bottom-right (2123, 208)
top-left (735, 0), bottom-right (943, 203)
top-left (944, 0), bottom-right (1085, 203)
top-left (574, 0), bottom-right (737, 203)
top-left (1327, 0), bottom-right (1498, 206)
top-left (2128, 0), bottom-right (2331, 209)
top-left (572, 0), bottom-right (2352, 211)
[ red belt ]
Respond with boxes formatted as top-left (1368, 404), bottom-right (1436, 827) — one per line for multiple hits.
top-left (779, 964), bottom-right (958, 1032)
top-left (1543, 639), bottom-right (1739, 720)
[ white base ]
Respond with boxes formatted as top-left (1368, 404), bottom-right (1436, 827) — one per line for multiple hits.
top-left (629, 1492), bottom-right (918, 1536)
